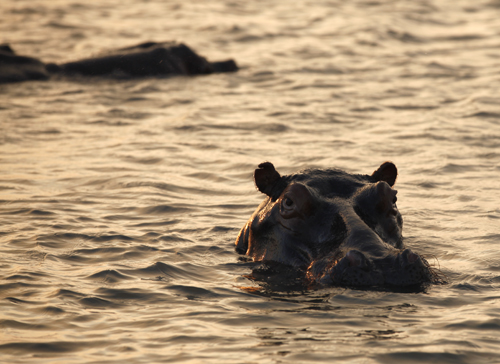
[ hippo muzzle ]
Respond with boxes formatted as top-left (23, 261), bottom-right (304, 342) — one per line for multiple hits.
top-left (236, 162), bottom-right (436, 288)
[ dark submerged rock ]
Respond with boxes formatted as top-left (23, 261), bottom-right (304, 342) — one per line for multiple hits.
top-left (0, 44), bottom-right (50, 83)
top-left (0, 41), bottom-right (238, 84)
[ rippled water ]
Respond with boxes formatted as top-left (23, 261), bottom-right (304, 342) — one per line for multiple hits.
top-left (1, 0), bottom-right (500, 363)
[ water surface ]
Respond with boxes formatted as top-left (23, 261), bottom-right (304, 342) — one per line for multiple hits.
top-left (1, 0), bottom-right (500, 363)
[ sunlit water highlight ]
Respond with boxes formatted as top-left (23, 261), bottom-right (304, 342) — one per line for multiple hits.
top-left (1, 0), bottom-right (500, 363)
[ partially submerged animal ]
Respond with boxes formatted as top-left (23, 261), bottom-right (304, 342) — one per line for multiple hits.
top-left (236, 162), bottom-right (438, 289)
top-left (0, 41), bottom-right (237, 83)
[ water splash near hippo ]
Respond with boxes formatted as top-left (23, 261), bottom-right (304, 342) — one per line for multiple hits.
top-left (236, 162), bottom-right (444, 291)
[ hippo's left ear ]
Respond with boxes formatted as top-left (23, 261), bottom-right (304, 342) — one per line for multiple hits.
top-left (372, 162), bottom-right (398, 186)
top-left (254, 162), bottom-right (281, 197)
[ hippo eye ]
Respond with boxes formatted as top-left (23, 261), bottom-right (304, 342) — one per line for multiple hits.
top-left (284, 197), bottom-right (294, 207)
top-left (279, 184), bottom-right (312, 219)
top-left (280, 195), bottom-right (296, 218)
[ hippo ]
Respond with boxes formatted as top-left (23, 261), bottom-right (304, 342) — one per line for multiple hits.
top-left (236, 162), bottom-right (438, 289)
top-left (0, 41), bottom-right (237, 84)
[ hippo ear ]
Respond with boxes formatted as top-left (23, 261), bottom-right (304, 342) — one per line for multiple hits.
top-left (372, 162), bottom-right (398, 186)
top-left (254, 162), bottom-right (281, 196)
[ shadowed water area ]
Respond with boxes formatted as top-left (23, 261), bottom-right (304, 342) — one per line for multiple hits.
top-left (1, 0), bottom-right (500, 363)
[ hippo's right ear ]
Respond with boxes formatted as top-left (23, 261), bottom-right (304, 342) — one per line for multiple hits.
top-left (372, 162), bottom-right (398, 186)
top-left (254, 162), bottom-right (281, 197)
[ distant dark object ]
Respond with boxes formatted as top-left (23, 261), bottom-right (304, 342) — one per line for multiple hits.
top-left (0, 44), bottom-right (51, 83)
top-left (0, 41), bottom-right (238, 84)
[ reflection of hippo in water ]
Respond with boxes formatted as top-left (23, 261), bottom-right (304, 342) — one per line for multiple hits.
top-left (236, 162), bottom-right (438, 289)
top-left (0, 41), bottom-right (237, 83)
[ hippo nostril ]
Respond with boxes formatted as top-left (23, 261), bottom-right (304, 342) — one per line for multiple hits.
top-left (403, 249), bottom-right (419, 264)
top-left (346, 250), bottom-right (365, 267)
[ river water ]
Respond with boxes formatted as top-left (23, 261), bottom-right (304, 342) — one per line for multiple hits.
top-left (1, 0), bottom-right (500, 363)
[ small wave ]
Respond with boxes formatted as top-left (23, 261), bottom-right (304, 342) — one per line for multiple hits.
top-left (159, 234), bottom-right (193, 243)
top-left (164, 285), bottom-right (221, 300)
top-left (437, 34), bottom-right (485, 42)
top-left (85, 119), bottom-right (132, 126)
top-left (474, 233), bottom-right (500, 245)
top-left (131, 261), bottom-right (217, 283)
top-left (134, 261), bottom-right (192, 279)
top-left (48, 289), bottom-right (86, 299)
top-left (49, 232), bottom-right (93, 240)
top-left (5, 297), bottom-right (42, 305)
top-left (0, 282), bottom-right (34, 293)
top-left (122, 180), bottom-right (218, 196)
top-left (132, 219), bottom-right (181, 227)
top-left (377, 351), bottom-right (492, 364)
top-left (26, 128), bottom-right (61, 135)
top-left (79, 296), bottom-right (118, 308)
top-left (2, 208), bottom-right (55, 216)
top-left (466, 111), bottom-right (500, 119)
top-left (90, 234), bottom-right (133, 243)
top-left (386, 104), bottom-right (438, 110)
top-left (86, 269), bottom-right (134, 283)
top-left (185, 172), bottom-right (230, 183)
top-left (5, 270), bottom-right (50, 281)
top-left (297, 67), bottom-right (345, 75)
top-left (38, 306), bottom-right (66, 315)
top-left (120, 156), bottom-right (163, 165)
top-left (387, 29), bottom-right (425, 43)
top-left (95, 287), bottom-right (169, 302)
top-left (396, 132), bottom-right (449, 141)
top-left (45, 21), bottom-right (77, 29)
top-left (176, 122), bottom-right (289, 134)
top-left (209, 226), bottom-right (239, 233)
top-left (139, 205), bottom-right (190, 215)
top-left (0, 341), bottom-right (109, 354)
top-left (445, 318), bottom-right (500, 331)
top-left (0, 319), bottom-right (48, 330)
top-left (416, 181), bottom-right (440, 189)
top-left (57, 246), bottom-right (132, 264)
top-left (439, 163), bottom-right (477, 174)
top-left (97, 108), bottom-right (153, 120)
top-left (235, 34), bottom-right (264, 43)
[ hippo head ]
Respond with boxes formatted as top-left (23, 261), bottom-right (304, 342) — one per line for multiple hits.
top-left (236, 162), bottom-right (435, 288)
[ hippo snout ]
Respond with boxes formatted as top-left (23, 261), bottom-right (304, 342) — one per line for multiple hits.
top-left (402, 248), bottom-right (419, 265)
top-left (324, 248), bottom-right (433, 287)
top-left (330, 250), bottom-right (384, 286)
top-left (346, 250), bottom-right (369, 269)
top-left (385, 249), bottom-right (433, 286)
